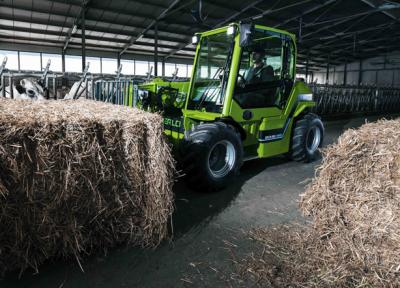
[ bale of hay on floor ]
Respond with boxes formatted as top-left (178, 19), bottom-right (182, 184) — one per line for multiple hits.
top-left (0, 98), bottom-right (175, 276)
top-left (234, 119), bottom-right (400, 287)
top-left (299, 118), bottom-right (400, 285)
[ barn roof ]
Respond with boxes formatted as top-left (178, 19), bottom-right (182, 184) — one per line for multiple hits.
top-left (0, 0), bottom-right (399, 70)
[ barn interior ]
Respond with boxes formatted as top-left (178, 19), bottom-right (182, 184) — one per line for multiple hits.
top-left (0, 0), bottom-right (400, 287)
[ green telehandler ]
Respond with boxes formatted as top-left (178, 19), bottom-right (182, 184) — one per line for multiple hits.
top-left (135, 23), bottom-right (324, 191)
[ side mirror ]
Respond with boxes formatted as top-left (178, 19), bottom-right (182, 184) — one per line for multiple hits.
top-left (239, 23), bottom-right (254, 47)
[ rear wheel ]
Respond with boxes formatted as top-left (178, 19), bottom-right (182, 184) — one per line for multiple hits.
top-left (181, 122), bottom-right (243, 192)
top-left (291, 113), bottom-right (324, 162)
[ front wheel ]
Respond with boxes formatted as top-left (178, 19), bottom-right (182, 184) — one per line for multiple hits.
top-left (290, 113), bottom-right (324, 162)
top-left (181, 122), bottom-right (243, 192)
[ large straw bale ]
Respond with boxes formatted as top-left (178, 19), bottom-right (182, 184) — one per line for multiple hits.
top-left (0, 98), bottom-right (174, 276)
top-left (233, 119), bottom-right (400, 287)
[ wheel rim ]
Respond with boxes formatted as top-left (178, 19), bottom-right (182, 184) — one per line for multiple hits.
top-left (207, 140), bottom-right (236, 178)
top-left (306, 126), bottom-right (321, 154)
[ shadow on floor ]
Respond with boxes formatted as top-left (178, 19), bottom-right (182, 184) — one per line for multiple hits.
top-left (172, 155), bottom-right (294, 238)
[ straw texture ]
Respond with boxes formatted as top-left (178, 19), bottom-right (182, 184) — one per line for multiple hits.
top-left (0, 98), bottom-right (174, 276)
top-left (235, 119), bottom-right (400, 287)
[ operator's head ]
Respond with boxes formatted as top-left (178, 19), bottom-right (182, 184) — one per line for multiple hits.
top-left (252, 47), bottom-right (265, 65)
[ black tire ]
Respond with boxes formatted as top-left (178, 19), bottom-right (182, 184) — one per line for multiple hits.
top-left (181, 122), bottom-right (243, 192)
top-left (290, 113), bottom-right (324, 162)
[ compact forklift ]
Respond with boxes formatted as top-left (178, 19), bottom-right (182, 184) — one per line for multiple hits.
top-left (135, 23), bottom-right (324, 191)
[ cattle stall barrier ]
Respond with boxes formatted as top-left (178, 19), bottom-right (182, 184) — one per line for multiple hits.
top-left (0, 72), bottom-right (60, 99)
top-left (93, 78), bottom-right (140, 105)
top-left (310, 84), bottom-right (400, 116)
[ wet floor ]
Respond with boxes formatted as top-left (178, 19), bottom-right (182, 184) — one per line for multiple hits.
top-left (1, 114), bottom-right (398, 288)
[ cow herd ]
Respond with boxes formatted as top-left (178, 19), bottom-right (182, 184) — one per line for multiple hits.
top-left (0, 58), bottom-right (134, 103)
top-left (0, 56), bottom-right (89, 101)
top-left (2, 77), bottom-right (91, 101)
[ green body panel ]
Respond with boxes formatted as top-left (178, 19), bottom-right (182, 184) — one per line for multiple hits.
top-left (228, 81), bottom-right (314, 158)
top-left (133, 78), bottom-right (190, 145)
top-left (132, 23), bottom-right (317, 160)
top-left (139, 78), bottom-right (190, 93)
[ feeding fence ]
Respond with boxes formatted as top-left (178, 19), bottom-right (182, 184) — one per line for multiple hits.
top-left (311, 84), bottom-right (400, 116)
top-left (94, 78), bottom-right (141, 105)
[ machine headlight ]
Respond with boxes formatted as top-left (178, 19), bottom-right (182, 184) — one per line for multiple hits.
top-left (227, 25), bottom-right (236, 35)
top-left (192, 35), bottom-right (200, 45)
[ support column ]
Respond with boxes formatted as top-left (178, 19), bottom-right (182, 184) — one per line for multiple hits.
top-left (305, 55), bottom-right (309, 83)
top-left (81, 7), bottom-right (86, 72)
top-left (333, 65), bottom-right (336, 84)
top-left (40, 52), bottom-right (43, 71)
top-left (298, 16), bottom-right (303, 43)
top-left (61, 49), bottom-right (65, 73)
top-left (17, 51), bottom-right (20, 72)
top-left (392, 68), bottom-right (395, 86)
top-left (358, 59), bottom-right (363, 86)
top-left (343, 62), bottom-right (348, 85)
top-left (154, 22), bottom-right (159, 77)
top-left (326, 60), bottom-right (330, 84)
top-left (117, 53), bottom-right (121, 70)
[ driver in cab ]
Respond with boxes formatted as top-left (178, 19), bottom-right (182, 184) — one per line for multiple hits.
top-left (241, 47), bottom-right (275, 86)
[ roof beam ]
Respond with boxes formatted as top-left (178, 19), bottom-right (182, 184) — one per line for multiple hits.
top-left (50, 0), bottom-right (175, 13)
top-left (244, 0), bottom-right (314, 21)
top-left (302, 21), bottom-right (395, 42)
top-left (301, 10), bottom-right (373, 39)
top-left (242, 0), bottom-right (312, 21)
top-left (120, 0), bottom-right (182, 56)
top-left (0, 4), bottom-right (195, 39)
top-left (165, 0), bottom-right (316, 59)
top-left (0, 15), bottom-right (196, 48)
top-left (214, 0), bottom-right (265, 28)
top-left (63, 0), bottom-right (90, 52)
top-left (328, 36), bottom-right (400, 56)
top-left (274, 0), bottom-right (338, 28)
top-left (302, 4), bottom-right (400, 39)
top-left (304, 20), bottom-right (398, 57)
top-left (41, 0), bottom-right (224, 27)
top-left (360, 0), bottom-right (398, 20)
top-left (0, 24), bottom-right (197, 53)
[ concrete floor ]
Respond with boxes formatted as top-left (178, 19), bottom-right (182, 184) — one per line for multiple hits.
top-left (1, 114), bottom-right (398, 288)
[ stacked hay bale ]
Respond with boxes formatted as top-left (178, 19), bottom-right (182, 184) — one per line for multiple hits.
top-left (0, 98), bottom-right (174, 276)
top-left (235, 119), bottom-right (400, 287)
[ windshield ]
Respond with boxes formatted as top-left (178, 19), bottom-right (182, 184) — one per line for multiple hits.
top-left (187, 31), bottom-right (234, 113)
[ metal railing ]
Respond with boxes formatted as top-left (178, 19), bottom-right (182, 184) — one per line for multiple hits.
top-left (311, 84), bottom-right (400, 115)
top-left (94, 78), bottom-right (139, 105)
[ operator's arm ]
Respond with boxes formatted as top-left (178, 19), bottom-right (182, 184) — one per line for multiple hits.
top-left (260, 66), bottom-right (275, 82)
top-left (244, 67), bottom-right (254, 84)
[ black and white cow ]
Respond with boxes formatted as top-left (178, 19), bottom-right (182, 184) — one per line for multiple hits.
top-left (5, 78), bottom-right (46, 100)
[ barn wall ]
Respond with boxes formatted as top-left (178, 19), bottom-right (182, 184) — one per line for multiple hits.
top-left (0, 42), bottom-right (193, 65)
top-left (313, 50), bottom-right (400, 87)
